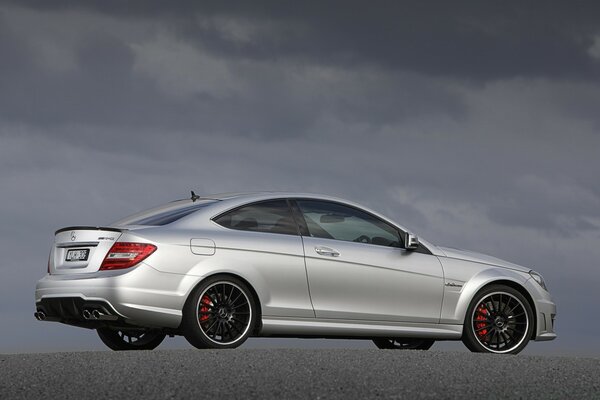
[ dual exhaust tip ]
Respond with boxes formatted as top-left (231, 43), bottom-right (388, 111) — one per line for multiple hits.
top-left (35, 308), bottom-right (115, 321)
top-left (34, 311), bottom-right (46, 321)
top-left (82, 309), bottom-right (111, 320)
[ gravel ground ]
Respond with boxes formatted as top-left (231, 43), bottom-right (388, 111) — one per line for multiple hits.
top-left (1, 349), bottom-right (599, 399)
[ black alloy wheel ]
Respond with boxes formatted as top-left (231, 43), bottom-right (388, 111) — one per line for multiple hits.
top-left (462, 284), bottom-right (534, 354)
top-left (372, 338), bottom-right (435, 350)
top-left (183, 276), bottom-right (257, 349)
top-left (97, 328), bottom-right (165, 351)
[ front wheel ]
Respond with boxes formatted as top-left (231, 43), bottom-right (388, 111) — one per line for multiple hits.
top-left (462, 284), bottom-right (534, 354)
top-left (373, 338), bottom-right (435, 350)
top-left (97, 328), bottom-right (165, 351)
top-left (183, 276), bottom-right (258, 349)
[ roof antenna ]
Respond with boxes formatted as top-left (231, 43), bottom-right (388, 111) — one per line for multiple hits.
top-left (191, 190), bottom-right (200, 202)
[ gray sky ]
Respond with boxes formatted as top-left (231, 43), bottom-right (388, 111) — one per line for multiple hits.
top-left (1, 1), bottom-right (599, 355)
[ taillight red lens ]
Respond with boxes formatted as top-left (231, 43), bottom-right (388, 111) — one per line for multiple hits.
top-left (100, 242), bottom-right (157, 271)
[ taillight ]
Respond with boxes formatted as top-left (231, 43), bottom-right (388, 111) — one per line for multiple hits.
top-left (100, 242), bottom-right (157, 271)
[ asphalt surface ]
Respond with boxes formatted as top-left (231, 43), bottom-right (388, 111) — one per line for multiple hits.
top-left (1, 349), bottom-right (599, 399)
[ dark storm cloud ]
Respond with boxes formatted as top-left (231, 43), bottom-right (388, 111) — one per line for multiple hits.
top-left (189, 2), bottom-right (600, 80)
top-left (2, 0), bottom-right (600, 137)
top-left (0, 4), bottom-right (465, 136)
top-left (0, 19), bottom-right (147, 127)
top-left (7, 0), bottom-right (600, 80)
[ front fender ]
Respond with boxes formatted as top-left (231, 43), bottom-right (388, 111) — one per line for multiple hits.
top-left (438, 257), bottom-right (530, 325)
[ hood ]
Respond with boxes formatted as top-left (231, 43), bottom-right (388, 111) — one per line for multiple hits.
top-left (438, 246), bottom-right (530, 273)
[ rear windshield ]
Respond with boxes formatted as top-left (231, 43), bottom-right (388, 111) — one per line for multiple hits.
top-left (114, 200), bottom-right (217, 226)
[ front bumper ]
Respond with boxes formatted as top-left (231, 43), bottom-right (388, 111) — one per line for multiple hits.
top-left (525, 279), bottom-right (557, 341)
top-left (533, 298), bottom-right (557, 341)
top-left (35, 264), bottom-right (198, 329)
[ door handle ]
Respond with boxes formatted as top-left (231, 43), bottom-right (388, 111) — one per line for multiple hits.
top-left (315, 246), bottom-right (340, 257)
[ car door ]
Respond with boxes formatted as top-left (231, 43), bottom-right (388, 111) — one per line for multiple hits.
top-left (294, 199), bottom-right (444, 323)
top-left (212, 199), bottom-right (314, 318)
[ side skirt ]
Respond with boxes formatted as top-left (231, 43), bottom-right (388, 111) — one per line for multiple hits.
top-left (259, 316), bottom-right (463, 339)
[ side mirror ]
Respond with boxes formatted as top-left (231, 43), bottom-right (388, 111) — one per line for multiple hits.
top-left (403, 232), bottom-right (419, 250)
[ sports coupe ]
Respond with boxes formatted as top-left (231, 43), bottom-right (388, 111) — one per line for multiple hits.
top-left (35, 192), bottom-right (556, 354)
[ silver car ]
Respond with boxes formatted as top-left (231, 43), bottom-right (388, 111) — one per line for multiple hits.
top-left (35, 192), bottom-right (556, 354)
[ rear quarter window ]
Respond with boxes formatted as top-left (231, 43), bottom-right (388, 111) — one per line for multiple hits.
top-left (213, 200), bottom-right (298, 235)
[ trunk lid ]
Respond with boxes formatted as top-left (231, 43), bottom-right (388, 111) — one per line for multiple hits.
top-left (50, 227), bottom-right (123, 274)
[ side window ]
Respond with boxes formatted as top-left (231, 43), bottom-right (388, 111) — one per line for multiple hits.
top-left (214, 200), bottom-right (298, 236)
top-left (296, 200), bottom-right (402, 248)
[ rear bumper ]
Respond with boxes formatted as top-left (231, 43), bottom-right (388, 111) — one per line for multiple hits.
top-left (35, 297), bottom-right (123, 328)
top-left (35, 264), bottom-right (198, 329)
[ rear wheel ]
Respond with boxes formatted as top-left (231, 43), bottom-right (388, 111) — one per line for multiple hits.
top-left (462, 284), bottom-right (534, 354)
top-left (183, 276), bottom-right (257, 349)
top-left (373, 338), bottom-right (435, 350)
top-left (97, 328), bottom-right (165, 351)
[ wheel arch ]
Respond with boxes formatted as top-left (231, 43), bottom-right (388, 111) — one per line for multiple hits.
top-left (181, 272), bottom-right (263, 335)
top-left (449, 266), bottom-right (536, 332)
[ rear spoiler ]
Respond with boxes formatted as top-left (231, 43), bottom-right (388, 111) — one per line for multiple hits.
top-left (55, 226), bottom-right (125, 235)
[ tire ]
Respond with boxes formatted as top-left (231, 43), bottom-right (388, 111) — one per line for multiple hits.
top-left (97, 328), bottom-right (165, 351)
top-left (462, 284), bottom-right (534, 355)
top-left (372, 338), bottom-right (435, 350)
top-left (183, 275), bottom-right (258, 349)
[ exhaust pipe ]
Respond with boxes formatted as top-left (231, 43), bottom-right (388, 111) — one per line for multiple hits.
top-left (34, 311), bottom-right (46, 321)
top-left (82, 309), bottom-right (92, 320)
top-left (91, 309), bottom-right (118, 321)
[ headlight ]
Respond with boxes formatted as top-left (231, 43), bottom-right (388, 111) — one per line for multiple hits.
top-left (529, 270), bottom-right (547, 291)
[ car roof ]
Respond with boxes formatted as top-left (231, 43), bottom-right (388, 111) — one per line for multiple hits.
top-left (196, 191), bottom-right (402, 228)
top-left (202, 191), bottom-right (355, 202)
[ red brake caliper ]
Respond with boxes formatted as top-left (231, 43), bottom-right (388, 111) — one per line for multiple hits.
top-left (475, 305), bottom-right (489, 338)
top-left (199, 295), bottom-right (212, 322)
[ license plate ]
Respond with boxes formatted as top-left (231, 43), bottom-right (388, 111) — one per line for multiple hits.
top-left (65, 249), bottom-right (89, 262)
